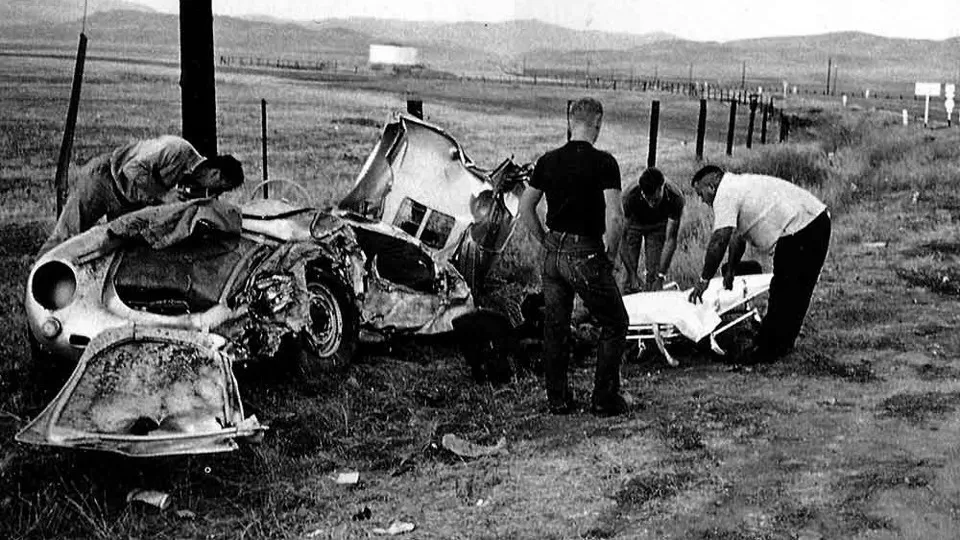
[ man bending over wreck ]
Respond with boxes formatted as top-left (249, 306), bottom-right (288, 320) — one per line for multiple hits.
top-left (39, 135), bottom-right (244, 255)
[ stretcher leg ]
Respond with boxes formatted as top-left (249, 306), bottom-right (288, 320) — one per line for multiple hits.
top-left (653, 325), bottom-right (678, 367)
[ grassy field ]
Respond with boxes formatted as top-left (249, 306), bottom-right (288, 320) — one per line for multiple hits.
top-left (4, 53), bottom-right (960, 539)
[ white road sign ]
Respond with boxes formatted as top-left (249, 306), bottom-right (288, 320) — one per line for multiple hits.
top-left (915, 82), bottom-right (941, 96)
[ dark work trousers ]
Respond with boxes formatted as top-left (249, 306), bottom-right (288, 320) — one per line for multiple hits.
top-left (755, 210), bottom-right (831, 357)
top-left (541, 231), bottom-right (628, 408)
top-left (40, 154), bottom-right (129, 255)
top-left (620, 222), bottom-right (666, 292)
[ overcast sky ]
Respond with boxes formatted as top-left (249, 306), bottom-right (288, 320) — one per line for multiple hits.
top-left (123, 0), bottom-right (959, 42)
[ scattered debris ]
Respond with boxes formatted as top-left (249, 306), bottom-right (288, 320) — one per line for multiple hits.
top-left (175, 509), bottom-right (196, 519)
top-left (372, 521), bottom-right (415, 535)
top-left (861, 241), bottom-right (887, 249)
top-left (334, 471), bottom-right (360, 485)
top-left (441, 434), bottom-right (508, 458)
top-left (126, 489), bottom-right (171, 511)
top-left (352, 506), bottom-right (372, 521)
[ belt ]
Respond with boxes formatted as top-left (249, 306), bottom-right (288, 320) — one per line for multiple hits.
top-left (547, 230), bottom-right (601, 242)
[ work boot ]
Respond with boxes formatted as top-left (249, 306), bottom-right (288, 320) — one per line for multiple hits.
top-left (590, 392), bottom-right (630, 417)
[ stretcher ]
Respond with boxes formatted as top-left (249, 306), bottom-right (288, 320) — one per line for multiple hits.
top-left (623, 273), bottom-right (772, 366)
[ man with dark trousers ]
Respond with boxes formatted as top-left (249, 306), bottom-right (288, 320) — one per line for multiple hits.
top-left (620, 167), bottom-right (685, 293)
top-left (519, 97), bottom-right (630, 416)
top-left (688, 164), bottom-right (831, 364)
top-left (40, 135), bottom-right (244, 255)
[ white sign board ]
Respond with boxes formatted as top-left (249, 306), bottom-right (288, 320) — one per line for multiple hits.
top-left (914, 82), bottom-right (941, 96)
top-left (946, 84), bottom-right (956, 99)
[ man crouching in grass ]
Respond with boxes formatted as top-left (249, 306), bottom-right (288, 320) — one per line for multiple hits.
top-left (519, 97), bottom-right (630, 417)
top-left (687, 165), bottom-right (831, 365)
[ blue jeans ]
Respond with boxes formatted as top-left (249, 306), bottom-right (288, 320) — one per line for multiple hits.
top-left (620, 222), bottom-right (666, 292)
top-left (541, 231), bottom-right (628, 408)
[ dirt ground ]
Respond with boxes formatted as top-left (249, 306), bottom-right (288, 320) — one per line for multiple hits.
top-left (3, 54), bottom-right (960, 538)
top-left (5, 173), bottom-right (960, 540)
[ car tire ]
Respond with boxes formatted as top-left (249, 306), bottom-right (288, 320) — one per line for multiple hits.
top-left (290, 274), bottom-right (358, 378)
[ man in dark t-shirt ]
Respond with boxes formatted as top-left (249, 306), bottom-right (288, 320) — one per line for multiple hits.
top-left (519, 97), bottom-right (630, 417)
top-left (620, 167), bottom-right (685, 292)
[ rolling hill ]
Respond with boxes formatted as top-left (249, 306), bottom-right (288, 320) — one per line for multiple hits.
top-left (1, 8), bottom-right (958, 88)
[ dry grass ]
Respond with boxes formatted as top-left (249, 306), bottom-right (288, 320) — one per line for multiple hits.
top-left (5, 52), bottom-right (960, 539)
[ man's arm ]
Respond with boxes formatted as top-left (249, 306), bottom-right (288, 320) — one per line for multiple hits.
top-left (603, 188), bottom-right (624, 261)
top-left (723, 232), bottom-right (747, 288)
top-left (688, 226), bottom-right (734, 303)
top-left (519, 186), bottom-right (546, 246)
top-left (658, 217), bottom-right (680, 275)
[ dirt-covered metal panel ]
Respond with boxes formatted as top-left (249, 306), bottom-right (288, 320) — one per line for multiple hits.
top-left (17, 327), bottom-right (263, 457)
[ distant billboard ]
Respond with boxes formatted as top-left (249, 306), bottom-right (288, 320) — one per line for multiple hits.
top-left (914, 82), bottom-right (941, 97)
top-left (368, 44), bottom-right (419, 67)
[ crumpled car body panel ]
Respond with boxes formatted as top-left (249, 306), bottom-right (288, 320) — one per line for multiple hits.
top-left (16, 327), bottom-right (265, 457)
top-left (339, 114), bottom-right (528, 292)
top-left (21, 112), bottom-right (526, 456)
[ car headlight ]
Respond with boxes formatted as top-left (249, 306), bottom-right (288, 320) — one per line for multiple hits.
top-left (32, 261), bottom-right (77, 310)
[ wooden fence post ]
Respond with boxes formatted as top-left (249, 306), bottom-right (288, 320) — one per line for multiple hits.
top-left (726, 100), bottom-right (737, 156)
top-left (648, 100), bottom-right (660, 167)
top-left (779, 113), bottom-right (789, 142)
top-left (760, 98), bottom-right (770, 144)
top-left (696, 99), bottom-right (707, 160)
top-left (566, 100), bottom-right (572, 142)
top-left (746, 94), bottom-right (758, 149)
top-left (407, 99), bottom-right (423, 119)
top-left (261, 99), bottom-right (268, 198)
top-left (55, 32), bottom-right (88, 217)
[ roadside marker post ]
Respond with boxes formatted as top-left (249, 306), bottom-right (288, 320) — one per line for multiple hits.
top-left (945, 84), bottom-right (955, 127)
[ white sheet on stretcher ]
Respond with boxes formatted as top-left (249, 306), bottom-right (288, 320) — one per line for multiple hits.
top-left (623, 274), bottom-right (773, 342)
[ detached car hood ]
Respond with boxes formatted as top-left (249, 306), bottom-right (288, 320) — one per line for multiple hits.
top-left (17, 326), bottom-right (264, 457)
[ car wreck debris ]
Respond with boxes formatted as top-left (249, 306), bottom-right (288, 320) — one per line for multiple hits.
top-left (127, 489), bottom-right (172, 511)
top-left (21, 112), bottom-right (533, 456)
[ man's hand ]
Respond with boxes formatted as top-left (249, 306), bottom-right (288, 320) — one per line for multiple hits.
top-left (722, 264), bottom-right (735, 290)
top-left (688, 277), bottom-right (710, 304)
top-left (648, 273), bottom-right (665, 291)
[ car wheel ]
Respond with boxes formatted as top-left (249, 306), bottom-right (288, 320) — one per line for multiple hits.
top-left (293, 276), bottom-right (357, 377)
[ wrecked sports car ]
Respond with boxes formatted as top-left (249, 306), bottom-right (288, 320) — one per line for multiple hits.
top-left (20, 113), bottom-right (529, 456)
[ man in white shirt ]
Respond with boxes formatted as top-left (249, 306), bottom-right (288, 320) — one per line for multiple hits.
top-left (687, 165), bottom-right (831, 364)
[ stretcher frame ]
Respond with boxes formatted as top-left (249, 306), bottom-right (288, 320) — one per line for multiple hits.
top-left (625, 275), bottom-right (770, 367)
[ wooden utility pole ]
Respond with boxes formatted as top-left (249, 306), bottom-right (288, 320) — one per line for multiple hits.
top-left (179, 0), bottom-right (218, 156)
top-left (741, 61), bottom-right (746, 89)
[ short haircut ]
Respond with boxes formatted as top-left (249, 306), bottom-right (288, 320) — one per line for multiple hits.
top-left (638, 167), bottom-right (665, 194)
top-left (569, 97), bottom-right (603, 124)
top-left (206, 154), bottom-right (245, 189)
top-left (691, 164), bottom-right (725, 187)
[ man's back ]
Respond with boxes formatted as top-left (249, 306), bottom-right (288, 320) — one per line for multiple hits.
top-left (531, 141), bottom-right (620, 237)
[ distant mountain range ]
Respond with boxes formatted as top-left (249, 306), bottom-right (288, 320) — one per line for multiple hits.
top-left (2, 6), bottom-right (958, 87)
